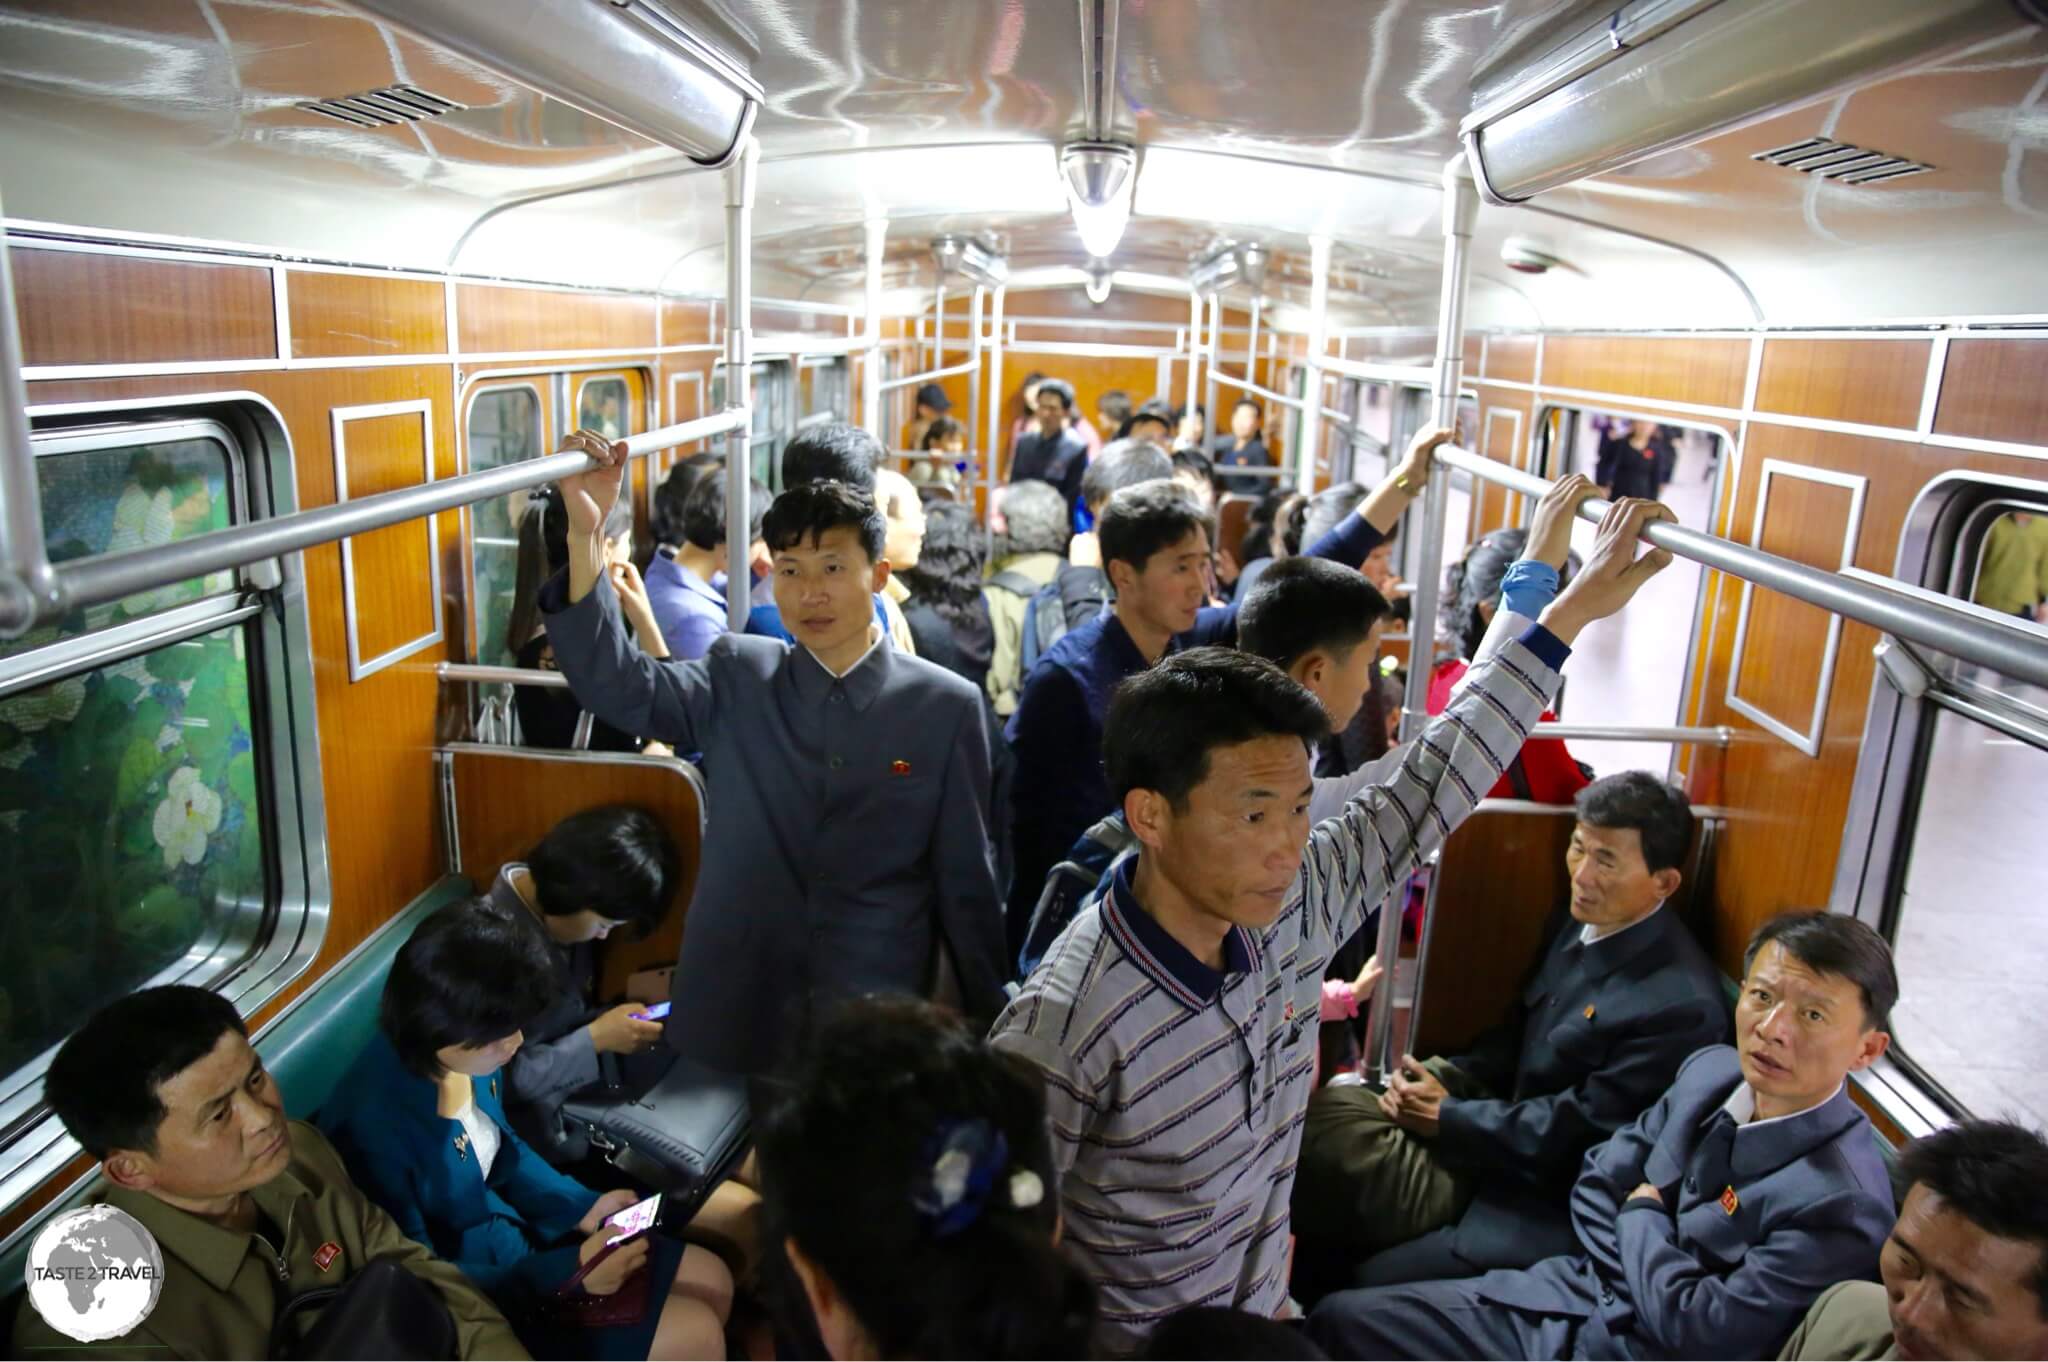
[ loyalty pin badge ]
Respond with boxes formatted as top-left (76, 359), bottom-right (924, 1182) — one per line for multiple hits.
top-left (891, 759), bottom-right (912, 775)
top-left (313, 1242), bottom-right (342, 1273)
top-left (1583, 1004), bottom-right (1597, 1020)
top-left (1719, 1185), bottom-right (1740, 1215)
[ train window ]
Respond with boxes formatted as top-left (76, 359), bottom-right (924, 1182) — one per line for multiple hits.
top-left (576, 376), bottom-right (630, 440)
top-left (1875, 490), bottom-right (2048, 1130)
top-left (1536, 405), bottom-right (1730, 775)
top-left (0, 415), bottom-right (310, 1186)
top-left (712, 361), bottom-right (794, 491)
top-left (798, 357), bottom-right (849, 429)
top-left (466, 385), bottom-right (544, 666)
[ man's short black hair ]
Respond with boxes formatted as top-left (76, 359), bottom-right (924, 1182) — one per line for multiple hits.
top-left (1172, 447), bottom-right (1217, 489)
top-left (1105, 646), bottom-right (1330, 810)
top-left (1036, 378), bottom-right (1076, 412)
top-left (382, 899), bottom-right (557, 1079)
top-left (1122, 401), bottom-right (1176, 441)
top-left (920, 415), bottom-right (964, 451)
top-left (45, 986), bottom-right (248, 1159)
top-left (652, 453), bottom-right (723, 548)
top-left (526, 805), bottom-right (681, 939)
top-left (1238, 556), bottom-right (1390, 670)
top-left (1302, 481), bottom-right (1367, 551)
top-left (761, 480), bottom-right (886, 563)
top-left (1743, 912), bottom-right (1900, 1030)
top-left (681, 471), bottom-right (769, 551)
top-left (1898, 1119), bottom-right (2048, 1319)
top-left (782, 422), bottom-right (881, 489)
top-left (1082, 441), bottom-right (1173, 514)
top-left (1099, 481), bottom-right (1213, 575)
top-left (1573, 771), bottom-right (1695, 874)
top-left (1098, 389), bottom-right (1133, 429)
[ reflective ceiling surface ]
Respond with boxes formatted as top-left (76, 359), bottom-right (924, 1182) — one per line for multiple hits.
top-left (0, 0), bottom-right (2040, 328)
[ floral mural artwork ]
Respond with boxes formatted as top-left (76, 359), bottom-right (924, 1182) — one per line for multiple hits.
top-left (0, 437), bottom-right (261, 1077)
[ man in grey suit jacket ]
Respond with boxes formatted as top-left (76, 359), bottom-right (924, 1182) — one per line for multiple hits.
top-left (542, 432), bottom-right (1006, 1076)
top-left (1293, 771), bottom-right (1730, 1287)
top-left (1309, 911), bottom-right (1901, 1361)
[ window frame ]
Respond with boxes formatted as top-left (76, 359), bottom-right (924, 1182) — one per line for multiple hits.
top-left (1833, 470), bottom-right (2048, 1135)
top-left (460, 381), bottom-right (546, 668)
top-left (0, 395), bottom-right (329, 1209)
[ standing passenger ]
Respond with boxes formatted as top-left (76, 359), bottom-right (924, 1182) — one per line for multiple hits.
top-left (1009, 379), bottom-right (1090, 520)
top-left (542, 436), bottom-right (1006, 1075)
top-left (645, 474), bottom-right (768, 661)
top-left (991, 498), bottom-right (1673, 1344)
top-left (983, 479), bottom-right (1073, 718)
top-left (898, 500), bottom-right (994, 692)
top-left (1214, 398), bottom-right (1273, 496)
top-left (743, 424), bottom-right (893, 646)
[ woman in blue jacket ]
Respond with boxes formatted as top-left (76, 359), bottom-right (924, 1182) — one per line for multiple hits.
top-left (319, 898), bottom-right (733, 1360)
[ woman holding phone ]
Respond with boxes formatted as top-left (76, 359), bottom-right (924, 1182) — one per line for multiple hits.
top-left (319, 898), bottom-right (734, 1360)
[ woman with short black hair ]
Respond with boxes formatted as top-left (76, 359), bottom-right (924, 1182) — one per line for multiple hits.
top-left (320, 898), bottom-right (733, 1361)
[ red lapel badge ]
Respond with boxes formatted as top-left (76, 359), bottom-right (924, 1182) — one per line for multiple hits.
top-left (1719, 1185), bottom-right (1740, 1215)
top-left (1582, 1004), bottom-right (1596, 1020)
top-left (1283, 999), bottom-right (1295, 1023)
top-left (890, 759), bottom-right (912, 775)
top-left (313, 1242), bottom-right (342, 1273)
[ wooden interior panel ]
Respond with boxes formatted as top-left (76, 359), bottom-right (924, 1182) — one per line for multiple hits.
top-left (1934, 338), bottom-right (2048, 448)
top-left (289, 271), bottom-right (446, 359)
top-left (445, 745), bottom-right (704, 999)
top-left (336, 408), bottom-right (439, 668)
top-left (1728, 475), bottom-right (1858, 740)
top-left (1412, 806), bottom-right (1575, 1057)
top-left (1754, 338), bottom-right (1929, 430)
top-left (1542, 335), bottom-right (1749, 410)
top-left (457, 282), bottom-right (657, 355)
top-left (662, 297), bottom-right (714, 347)
top-left (11, 246), bottom-right (275, 367)
top-left (1484, 334), bottom-right (1539, 386)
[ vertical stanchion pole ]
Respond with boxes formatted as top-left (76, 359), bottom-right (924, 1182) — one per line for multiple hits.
top-left (984, 285), bottom-right (1006, 539)
top-left (966, 283), bottom-right (984, 493)
top-left (1363, 156), bottom-right (1479, 1085)
top-left (722, 138), bottom-right (758, 633)
top-left (1203, 293), bottom-right (1220, 453)
top-left (1185, 288), bottom-right (1204, 427)
top-left (1299, 235), bottom-right (1330, 496)
top-left (860, 218), bottom-right (886, 441)
top-left (0, 185), bottom-right (54, 640)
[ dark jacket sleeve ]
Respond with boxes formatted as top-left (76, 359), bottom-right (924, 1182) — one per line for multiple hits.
top-left (1437, 994), bottom-right (1728, 1187)
top-left (932, 694), bottom-right (1010, 1013)
top-left (1567, 1076), bottom-right (1674, 1285)
top-left (491, 1123), bottom-right (598, 1246)
top-left (1054, 564), bottom-right (1110, 630)
top-left (1005, 663), bottom-right (1093, 914)
top-left (541, 570), bottom-right (719, 749)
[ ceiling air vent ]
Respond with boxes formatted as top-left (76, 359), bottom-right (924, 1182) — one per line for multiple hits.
top-left (1752, 137), bottom-right (1933, 185)
top-left (298, 85), bottom-right (468, 129)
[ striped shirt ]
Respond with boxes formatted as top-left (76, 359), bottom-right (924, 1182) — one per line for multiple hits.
top-left (990, 627), bottom-right (1568, 1346)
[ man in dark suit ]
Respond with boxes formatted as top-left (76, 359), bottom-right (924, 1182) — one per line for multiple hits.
top-left (543, 431), bottom-right (1006, 1076)
top-left (1308, 911), bottom-right (1900, 1362)
top-left (1008, 376), bottom-right (1090, 519)
top-left (1294, 771), bottom-right (1728, 1287)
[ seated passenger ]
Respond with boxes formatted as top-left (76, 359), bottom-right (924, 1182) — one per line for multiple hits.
top-left (509, 486), bottom-right (657, 750)
top-left (491, 806), bottom-right (680, 1154)
top-left (991, 500), bottom-right (1671, 1346)
top-left (320, 899), bottom-right (734, 1360)
top-left (898, 500), bottom-right (994, 691)
top-left (1118, 399), bottom-right (1176, 445)
top-left (1308, 911), bottom-right (1900, 1362)
top-left (742, 424), bottom-right (893, 645)
top-left (15, 986), bottom-right (525, 1360)
top-left (983, 478), bottom-right (1072, 718)
top-left (871, 467), bottom-right (925, 656)
top-left (542, 445), bottom-right (1005, 1076)
top-left (645, 470), bottom-right (768, 662)
top-left (1004, 427), bottom-right (1450, 934)
top-left (1009, 377), bottom-right (1090, 519)
top-left (1291, 770), bottom-right (1729, 1288)
top-left (908, 415), bottom-right (967, 495)
top-left (1780, 1119), bottom-right (2048, 1362)
top-left (757, 997), bottom-right (1096, 1360)
top-left (1172, 446), bottom-right (1221, 515)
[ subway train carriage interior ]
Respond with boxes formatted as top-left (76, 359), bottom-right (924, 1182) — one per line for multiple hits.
top-left (2, 2), bottom-right (2047, 1360)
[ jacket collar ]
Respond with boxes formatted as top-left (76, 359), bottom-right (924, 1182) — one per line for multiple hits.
top-left (102, 1135), bottom-right (318, 1295)
top-left (1706, 1069), bottom-right (1870, 1180)
top-left (1100, 856), bottom-right (1260, 1010)
top-left (648, 550), bottom-right (724, 606)
top-left (788, 624), bottom-right (893, 712)
top-left (1576, 903), bottom-right (1677, 980)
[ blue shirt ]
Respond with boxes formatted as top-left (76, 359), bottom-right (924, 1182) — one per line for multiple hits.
top-left (1004, 506), bottom-right (1390, 915)
top-left (644, 549), bottom-right (728, 661)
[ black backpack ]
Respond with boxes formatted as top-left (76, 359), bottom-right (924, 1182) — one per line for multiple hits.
top-left (1017, 812), bottom-right (1137, 979)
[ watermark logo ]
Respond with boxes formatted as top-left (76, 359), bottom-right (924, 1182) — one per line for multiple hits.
top-left (25, 1205), bottom-right (164, 1342)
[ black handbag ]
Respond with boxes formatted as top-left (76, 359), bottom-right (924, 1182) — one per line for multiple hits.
top-left (268, 1256), bottom-right (458, 1360)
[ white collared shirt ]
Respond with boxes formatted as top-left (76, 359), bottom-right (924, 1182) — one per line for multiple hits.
top-left (1720, 1078), bottom-right (1844, 1133)
top-left (1580, 900), bottom-right (1665, 946)
top-left (809, 621), bottom-right (884, 680)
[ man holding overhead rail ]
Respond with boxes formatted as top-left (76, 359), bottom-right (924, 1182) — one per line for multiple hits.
top-left (541, 430), bottom-right (1006, 1076)
top-left (990, 494), bottom-right (1678, 1347)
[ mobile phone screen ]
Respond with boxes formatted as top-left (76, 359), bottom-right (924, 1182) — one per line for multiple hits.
top-left (633, 1001), bottom-right (672, 1021)
top-left (604, 1193), bottom-right (662, 1244)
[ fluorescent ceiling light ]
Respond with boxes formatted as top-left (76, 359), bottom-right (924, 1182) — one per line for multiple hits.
top-left (932, 235), bottom-right (1009, 289)
top-left (1085, 262), bottom-right (1113, 305)
top-left (1061, 142), bottom-right (1137, 259)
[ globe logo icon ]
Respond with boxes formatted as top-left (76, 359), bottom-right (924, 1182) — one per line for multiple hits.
top-left (25, 1205), bottom-right (164, 1343)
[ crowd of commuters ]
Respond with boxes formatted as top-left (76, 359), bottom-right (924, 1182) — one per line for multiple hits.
top-left (22, 385), bottom-right (2048, 1362)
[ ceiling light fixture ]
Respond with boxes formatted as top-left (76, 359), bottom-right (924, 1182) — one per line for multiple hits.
top-left (1187, 243), bottom-right (1244, 295)
top-left (1085, 261), bottom-right (1113, 305)
top-left (1061, 141), bottom-right (1137, 259)
top-left (931, 235), bottom-right (1010, 289)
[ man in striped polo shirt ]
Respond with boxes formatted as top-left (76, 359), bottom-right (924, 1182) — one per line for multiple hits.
top-left (990, 498), bottom-right (1675, 1348)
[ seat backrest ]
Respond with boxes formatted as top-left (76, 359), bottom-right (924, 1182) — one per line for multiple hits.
top-left (1217, 492), bottom-right (1259, 563)
top-left (438, 743), bottom-right (705, 999)
top-left (1411, 799), bottom-right (1724, 1057)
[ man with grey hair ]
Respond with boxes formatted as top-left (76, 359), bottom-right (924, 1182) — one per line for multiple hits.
top-left (985, 479), bottom-right (1073, 717)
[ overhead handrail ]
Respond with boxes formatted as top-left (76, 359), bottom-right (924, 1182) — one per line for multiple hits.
top-left (0, 406), bottom-right (751, 639)
top-left (1433, 443), bottom-right (2048, 690)
top-left (438, 662), bottom-right (571, 689)
top-left (1531, 722), bottom-right (1732, 746)
top-left (878, 287), bottom-right (986, 392)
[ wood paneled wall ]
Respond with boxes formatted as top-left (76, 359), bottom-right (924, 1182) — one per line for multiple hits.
top-left (13, 247), bottom-right (276, 366)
